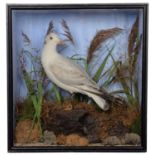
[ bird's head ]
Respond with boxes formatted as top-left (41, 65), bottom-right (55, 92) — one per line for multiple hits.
top-left (44, 32), bottom-right (64, 46)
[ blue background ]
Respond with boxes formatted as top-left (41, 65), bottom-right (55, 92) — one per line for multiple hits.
top-left (12, 9), bottom-right (143, 104)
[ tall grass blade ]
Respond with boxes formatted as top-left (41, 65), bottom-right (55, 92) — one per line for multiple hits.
top-left (110, 89), bottom-right (126, 95)
top-left (93, 46), bottom-right (114, 82)
top-left (133, 79), bottom-right (140, 105)
top-left (102, 77), bottom-right (115, 88)
top-left (51, 84), bottom-right (62, 103)
top-left (110, 53), bottom-right (134, 103)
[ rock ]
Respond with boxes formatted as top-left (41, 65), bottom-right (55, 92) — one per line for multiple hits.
top-left (57, 134), bottom-right (89, 146)
top-left (124, 133), bottom-right (141, 145)
top-left (57, 134), bottom-right (66, 145)
top-left (102, 136), bottom-right (121, 145)
top-left (43, 130), bottom-right (57, 145)
top-left (120, 137), bottom-right (126, 145)
top-left (108, 121), bottom-right (129, 136)
top-left (81, 114), bottom-right (100, 143)
top-left (15, 119), bottom-right (41, 143)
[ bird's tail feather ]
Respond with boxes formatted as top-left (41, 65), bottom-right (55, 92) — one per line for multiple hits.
top-left (78, 85), bottom-right (126, 106)
top-left (76, 86), bottom-right (126, 110)
top-left (101, 89), bottom-right (127, 105)
top-left (85, 92), bottom-right (109, 111)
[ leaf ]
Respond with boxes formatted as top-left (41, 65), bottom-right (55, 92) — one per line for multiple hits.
top-left (93, 45), bottom-right (114, 82)
top-left (87, 27), bottom-right (122, 63)
top-left (101, 77), bottom-right (115, 88)
top-left (110, 89), bottom-right (126, 95)
top-left (70, 54), bottom-right (88, 71)
top-left (99, 60), bottom-right (120, 81)
top-left (99, 67), bottom-right (112, 80)
top-left (38, 81), bottom-right (43, 112)
top-left (51, 84), bottom-right (62, 103)
top-left (70, 54), bottom-right (82, 58)
top-left (133, 79), bottom-right (140, 104)
top-left (22, 68), bottom-right (34, 95)
top-left (31, 95), bottom-right (38, 112)
top-left (110, 53), bottom-right (134, 103)
top-left (131, 115), bottom-right (141, 135)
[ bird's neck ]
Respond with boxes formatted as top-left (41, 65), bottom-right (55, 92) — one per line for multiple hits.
top-left (43, 42), bottom-right (59, 57)
top-left (45, 42), bottom-right (57, 52)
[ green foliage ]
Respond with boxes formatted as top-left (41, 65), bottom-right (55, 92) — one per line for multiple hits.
top-left (16, 98), bottom-right (34, 121)
top-left (103, 16), bottom-right (142, 106)
top-left (89, 16), bottom-right (141, 107)
top-left (93, 46), bottom-right (114, 82)
top-left (18, 19), bottom-right (142, 141)
top-left (131, 115), bottom-right (141, 135)
top-left (51, 83), bottom-right (62, 103)
top-left (19, 32), bottom-right (61, 139)
top-left (29, 81), bottom-right (43, 139)
top-left (20, 48), bottom-right (44, 138)
top-left (70, 54), bottom-right (88, 71)
top-left (19, 16), bottom-right (142, 123)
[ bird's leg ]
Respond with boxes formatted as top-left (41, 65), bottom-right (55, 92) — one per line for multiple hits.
top-left (71, 93), bottom-right (76, 101)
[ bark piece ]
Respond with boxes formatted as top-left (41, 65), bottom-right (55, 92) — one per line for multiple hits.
top-left (42, 109), bottom-right (100, 142)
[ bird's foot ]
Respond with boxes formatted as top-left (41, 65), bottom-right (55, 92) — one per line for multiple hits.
top-left (71, 93), bottom-right (76, 101)
top-left (103, 103), bottom-right (110, 111)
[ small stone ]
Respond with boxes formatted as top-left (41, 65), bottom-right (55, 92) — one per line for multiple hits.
top-left (66, 134), bottom-right (89, 146)
top-left (62, 103), bottom-right (73, 111)
top-left (43, 130), bottom-right (57, 145)
top-left (120, 137), bottom-right (126, 145)
top-left (57, 134), bottom-right (66, 145)
top-left (102, 136), bottom-right (121, 145)
top-left (124, 133), bottom-right (141, 145)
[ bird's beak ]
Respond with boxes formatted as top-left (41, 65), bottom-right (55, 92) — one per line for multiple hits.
top-left (58, 40), bottom-right (65, 45)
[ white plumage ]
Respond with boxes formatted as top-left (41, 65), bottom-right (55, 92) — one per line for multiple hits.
top-left (41, 32), bottom-right (109, 111)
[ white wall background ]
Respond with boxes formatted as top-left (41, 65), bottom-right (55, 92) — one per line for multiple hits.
top-left (0, 0), bottom-right (154, 155)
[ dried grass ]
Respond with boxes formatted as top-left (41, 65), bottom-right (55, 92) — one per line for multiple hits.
top-left (87, 27), bottom-right (122, 63)
top-left (46, 21), bottom-right (54, 35)
top-left (61, 19), bottom-right (75, 45)
top-left (128, 16), bottom-right (139, 56)
top-left (109, 16), bottom-right (142, 105)
top-left (21, 32), bottom-right (31, 44)
top-left (128, 16), bottom-right (142, 74)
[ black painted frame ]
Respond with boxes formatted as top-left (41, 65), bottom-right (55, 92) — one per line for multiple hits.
top-left (7, 4), bottom-right (148, 152)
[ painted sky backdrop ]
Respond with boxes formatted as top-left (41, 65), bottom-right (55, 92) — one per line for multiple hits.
top-left (12, 9), bottom-right (143, 103)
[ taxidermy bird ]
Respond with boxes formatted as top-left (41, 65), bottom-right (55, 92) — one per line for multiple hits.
top-left (41, 32), bottom-right (124, 111)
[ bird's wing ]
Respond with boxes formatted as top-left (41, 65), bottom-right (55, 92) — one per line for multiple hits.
top-left (50, 57), bottom-right (100, 93)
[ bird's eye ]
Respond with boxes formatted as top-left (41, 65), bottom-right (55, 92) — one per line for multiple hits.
top-left (50, 37), bottom-right (53, 40)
